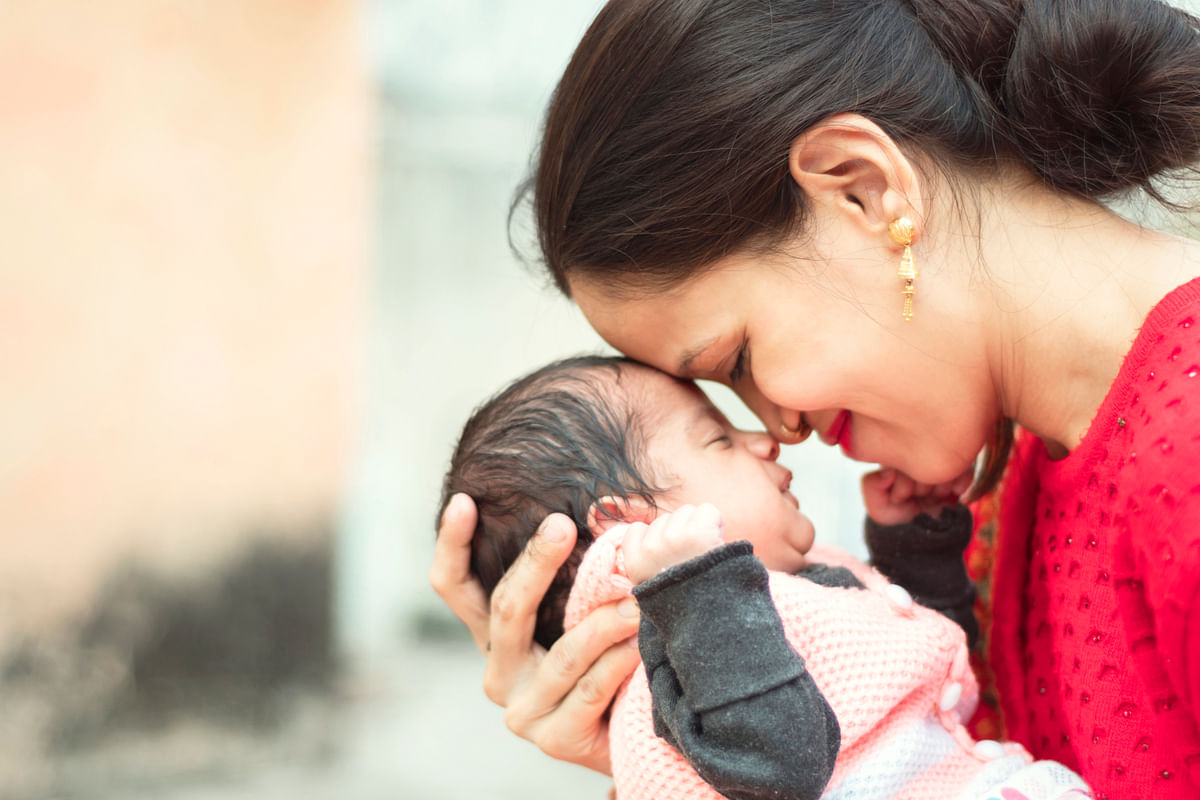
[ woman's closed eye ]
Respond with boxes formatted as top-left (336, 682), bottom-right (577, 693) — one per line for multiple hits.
top-left (728, 339), bottom-right (750, 384)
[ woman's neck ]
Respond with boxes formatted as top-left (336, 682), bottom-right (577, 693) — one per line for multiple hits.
top-left (967, 178), bottom-right (1200, 457)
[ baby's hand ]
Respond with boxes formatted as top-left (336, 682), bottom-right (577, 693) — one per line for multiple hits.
top-left (622, 503), bottom-right (725, 585)
top-left (862, 467), bottom-right (972, 527)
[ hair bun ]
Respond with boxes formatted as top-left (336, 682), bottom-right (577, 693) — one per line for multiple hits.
top-left (1000, 0), bottom-right (1200, 200)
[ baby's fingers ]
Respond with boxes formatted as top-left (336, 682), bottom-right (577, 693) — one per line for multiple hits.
top-left (915, 467), bottom-right (974, 512)
top-left (656, 504), bottom-right (695, 539)
top-left (949, 468), bottom-right (974, 499)
top-left (691, 502), bottom-right (724, 537)
top-left (887, 471), bottom-right (918, 506)
top-left (658, 502), bottom-right (722, 541)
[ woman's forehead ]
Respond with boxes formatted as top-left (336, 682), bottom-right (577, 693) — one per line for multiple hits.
top-left (571, 271), bottom-right (747, 372)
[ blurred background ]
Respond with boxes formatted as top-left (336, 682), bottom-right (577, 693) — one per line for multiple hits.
top-left (2, 1), bottom-right (1197, 799)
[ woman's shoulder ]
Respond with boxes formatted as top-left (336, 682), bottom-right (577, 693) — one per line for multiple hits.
top-left (1121, 279), bottom-right (1200, 487)
top-left (1103, 277), bottom-right (1200, 487)
top-left (1113, 279), bottom-right (1200, 611)
top-left (1124, 276), bottom-right (1200, 390)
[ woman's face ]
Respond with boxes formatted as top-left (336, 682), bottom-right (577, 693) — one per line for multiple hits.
top-left (571, 242), bottom-right (998, 484)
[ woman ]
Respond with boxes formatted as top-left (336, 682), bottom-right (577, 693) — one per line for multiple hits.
top-left (430, 0), bottom-right (1200, 797)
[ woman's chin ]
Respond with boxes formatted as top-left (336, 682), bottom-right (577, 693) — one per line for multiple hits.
top-left (877, 454), bottom-right (977, 488)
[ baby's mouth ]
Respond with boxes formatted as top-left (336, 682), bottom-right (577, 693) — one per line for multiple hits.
top-left (780, 470), bottom-right (800, 508)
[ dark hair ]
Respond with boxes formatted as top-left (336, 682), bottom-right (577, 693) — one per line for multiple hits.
top-left (514, 0), bottom-right (1200, 494)
top-left (438, 356), bottom-right (664, 649)
top-left (521, 0), bottom-right (1199, 295)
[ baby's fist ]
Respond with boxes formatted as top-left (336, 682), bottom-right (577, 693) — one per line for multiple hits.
top-left (623, 503), bottom-right (725, 585)
top-left (862, 467), bottom-right (971, 526)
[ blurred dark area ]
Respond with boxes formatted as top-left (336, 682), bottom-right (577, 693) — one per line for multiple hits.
top-left (0, 533), bottom-right (337, 798)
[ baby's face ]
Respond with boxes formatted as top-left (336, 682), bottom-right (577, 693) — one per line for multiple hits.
top-left (630, 365), bottom-right (816, 572)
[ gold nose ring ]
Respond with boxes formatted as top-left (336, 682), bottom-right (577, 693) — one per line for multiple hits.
top-left (780, 418), bottom-right (806, 440)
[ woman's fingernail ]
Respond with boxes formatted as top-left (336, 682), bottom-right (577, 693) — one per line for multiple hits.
top-left (541, 517), bottom-right (567, 543)
top-left (442, 493), bottom-right (464, 525)
top-left (618, 598), bottom-right (639, 618)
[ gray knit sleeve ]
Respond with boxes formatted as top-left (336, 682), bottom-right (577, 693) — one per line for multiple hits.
top-left (632, 542), bottom-right (839, 800)
top-left (865, 504), bottom-right (979, 648)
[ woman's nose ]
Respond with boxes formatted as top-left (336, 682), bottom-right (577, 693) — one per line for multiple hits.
top-left (732, 379), bottom-right (806, 444)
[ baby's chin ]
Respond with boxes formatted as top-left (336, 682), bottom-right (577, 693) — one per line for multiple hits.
top-left (734, 518), bottom-right (815, 572)
top-left (759, 547), bottom-right (809, 574)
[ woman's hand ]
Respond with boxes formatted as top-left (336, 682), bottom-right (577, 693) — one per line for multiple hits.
top-left (861, 466), bottom-right (973, 526)
top-left (429, 493), bottom-right (642, 774)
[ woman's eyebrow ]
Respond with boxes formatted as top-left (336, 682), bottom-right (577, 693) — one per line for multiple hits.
top-left (677, 336), bottom-right (719, 376)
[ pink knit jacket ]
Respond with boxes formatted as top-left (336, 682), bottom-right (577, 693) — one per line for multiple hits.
top-left (566, 530), bottom-right (1091, 800)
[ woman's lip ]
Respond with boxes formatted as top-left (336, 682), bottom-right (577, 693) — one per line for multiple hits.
top-left (820, 410), bottom-right (850, 447)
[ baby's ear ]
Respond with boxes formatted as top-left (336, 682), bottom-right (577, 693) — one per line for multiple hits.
top-left (586, 495), bottom-right (658, 535)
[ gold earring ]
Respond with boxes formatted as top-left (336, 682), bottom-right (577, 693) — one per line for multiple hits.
top-left (889, 217), bottom-right (918, 321)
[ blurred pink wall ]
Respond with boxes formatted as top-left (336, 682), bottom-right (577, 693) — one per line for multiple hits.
top-left (0, 1), bottom-right (368, 641)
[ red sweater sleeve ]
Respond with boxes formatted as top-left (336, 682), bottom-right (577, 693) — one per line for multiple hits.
top-left (1114, 488), bottom-right (1200, 790)
top-left (1153, 500), bottom-right (1200, 731)
top-left (1117, 335), bottom-right (1200, 789)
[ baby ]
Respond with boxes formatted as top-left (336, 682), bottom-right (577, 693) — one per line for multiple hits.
top-left (440, 355), bottom-right (1091, 800)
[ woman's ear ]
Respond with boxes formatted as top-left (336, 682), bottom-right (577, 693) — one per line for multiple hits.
top-left (586, 495), bottom-right (658, 535)
top-left (788, 113), bottom-right (923, 235)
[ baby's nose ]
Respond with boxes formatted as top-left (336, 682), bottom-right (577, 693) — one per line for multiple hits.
top-left (743, 430), bottom-right (780, 460)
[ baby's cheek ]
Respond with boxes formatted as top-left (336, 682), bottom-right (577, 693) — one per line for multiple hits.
top-left (791, 515), bottom-right (817, 552)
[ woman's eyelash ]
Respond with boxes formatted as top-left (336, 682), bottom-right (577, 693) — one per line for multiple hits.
top-left (729, 340), bottom-right (749, 383)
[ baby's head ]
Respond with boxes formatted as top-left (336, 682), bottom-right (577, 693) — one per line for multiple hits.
top-left (440, 355), bottom-right (814, 648)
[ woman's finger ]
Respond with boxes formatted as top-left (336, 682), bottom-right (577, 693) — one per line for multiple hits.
top-left (514, 597), bottom-right (640, 719)
top-left (533, 636), bottom-right (641, 773)
top-left (555, 627), bottom-right (640, 725)
top-left (429, 493), bottom-right (491, 650)
top-left (484, 513), bottom-right (579, 702)
top-left (506, 600), bottom-right (641, 774)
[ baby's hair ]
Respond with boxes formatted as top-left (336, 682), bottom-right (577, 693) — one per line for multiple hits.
top-left (439, 355), bottom-right (664, 649)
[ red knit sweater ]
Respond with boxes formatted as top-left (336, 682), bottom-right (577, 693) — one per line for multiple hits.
top-left (989, 277), bottom-right (1200, 800)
